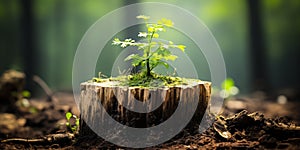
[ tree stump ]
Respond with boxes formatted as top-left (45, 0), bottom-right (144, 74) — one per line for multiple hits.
top-left (0, 70), bottom-right (25, 112)
top-left (79, 80), bottom-right (211, 137)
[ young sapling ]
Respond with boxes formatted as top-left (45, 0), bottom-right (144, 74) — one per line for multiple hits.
top-left (65, 112), bottom-right (80, 133)
top-left (112, 15), bottom-right (186, 78)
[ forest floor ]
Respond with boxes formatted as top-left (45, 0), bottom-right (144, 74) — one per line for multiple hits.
top-left (1, 91), bottom-right (300, 149)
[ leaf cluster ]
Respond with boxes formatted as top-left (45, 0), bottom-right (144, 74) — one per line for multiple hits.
top-left (65, 112), bottom-right (80, 133)
top-left (112, 15), bottom-right (186, 75)
top-left (91, 71), bottom-right (189, 87)
top-left (122, 72), bottom-right (187, 87)
top-left (219, 78), bottom-right (239, 98)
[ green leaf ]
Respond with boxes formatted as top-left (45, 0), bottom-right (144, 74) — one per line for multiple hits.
top-left (164, 55), bottom-right (177, 61)
top-left (148, 26), bottom-right (154, 32)
top-left (125, 54), bottom-right (145, 67)
top-left (136, 15), bottom-right (150, 20)
top-left (124, 54), bottom-right (139, 61)
top-left (151, 53), bottom-right (162, 60)
top-left (141, 61), bottom-right (146, 67)
top-left (66, 112), bottom-right (72, 121)
top-left (92, 77), bottom-right (100, 82)
top-left (71, 127), bottom-right (76, 132)
top-left (75, 118), bottom-right (80, 127)
top-left (157, 18), bottom-right (174, 27)
top-left (138, 32), bottom-right (147, 37)
top-left (22, 90), bottom-right (31, 98)
top-left (153, 33), bottom-right (159, 38)
top-left (222, 78), bottom-right (235, 91)
top-left (153, 24), bottom-right (165, 32)
top-left (112, 38), bottom-right (121, 45)
top-left (150, 42), bottom-right (157, 47)
top-left (125, 38), bottom-right (135, 42)
top-left (158, 61), bottom-right (169, 68)
top-left (155, 48), bottom-right (171, 57)
top-left (137, 44), bottom-right (148, 50)
top-left (177, 45), bottom-right (186, 52)
top-left (113, 38), bottom-right (136, 48)
top-left (132, 59), bottom-right (143, 67)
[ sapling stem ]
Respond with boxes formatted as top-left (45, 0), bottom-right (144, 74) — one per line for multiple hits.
top-left (146, 31), bottom-right (155, 77)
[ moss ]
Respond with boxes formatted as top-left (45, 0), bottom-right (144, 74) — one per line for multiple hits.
top-left (91, 72), bottom-right (199, 88)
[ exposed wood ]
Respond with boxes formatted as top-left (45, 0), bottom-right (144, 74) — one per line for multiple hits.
top-left (79, 80), bottom-right (211, 136)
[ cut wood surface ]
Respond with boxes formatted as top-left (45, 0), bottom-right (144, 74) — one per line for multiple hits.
top-left (79, 80), bottom-right (211, 136)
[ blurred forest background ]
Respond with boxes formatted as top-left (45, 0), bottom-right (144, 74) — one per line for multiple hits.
top-left (0, 0), bottom-right (299, 97)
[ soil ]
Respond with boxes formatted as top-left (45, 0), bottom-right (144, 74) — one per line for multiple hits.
top-left (1, 70), bottom-right (300, 149)
top-left (0, 91), bottom-right (299, 150)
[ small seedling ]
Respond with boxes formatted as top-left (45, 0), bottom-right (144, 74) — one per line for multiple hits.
top-left (92, 15), bottom-right (190, 87)
top-left (65, 112), bottom-right (80, 133)
top-left (218, 78), bottom-right (239, 98)
top-left (91, 72), bottom-right (110, 83)
top-left (22, 90), bottom-right (31, 98)
top-left (112, 15), bottom-right (186, 77)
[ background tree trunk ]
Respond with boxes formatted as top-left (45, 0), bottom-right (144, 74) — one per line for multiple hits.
top-left (247, 0), bottom-right (269, 92)
top-left (20, 0), bottom-right (38, 90)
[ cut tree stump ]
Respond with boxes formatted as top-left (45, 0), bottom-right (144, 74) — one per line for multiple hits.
top-left (79, 80), bottom-right (211, 137)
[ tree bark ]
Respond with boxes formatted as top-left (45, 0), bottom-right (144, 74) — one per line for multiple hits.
top-left (247, 0), bottom-right (269, 91)
top-left (20, 0), bottom-right (38, 90)
top-left (79, 80), bottom-right (211, 137)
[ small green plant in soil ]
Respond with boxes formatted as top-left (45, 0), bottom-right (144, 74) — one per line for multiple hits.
top-left (93, 15), bottom-right (191, 87)
top-left (65, 112), bottom-right (80, 133)
top-left (221, 78), bottom-right (239, 98)
top-left (212, 78), bottom-right (239, 99)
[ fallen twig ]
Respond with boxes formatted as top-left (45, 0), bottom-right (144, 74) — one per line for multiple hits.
top-left (32, 75), bottom-right (55, 101)
top-left (1, 133), bottom-right (75, 145)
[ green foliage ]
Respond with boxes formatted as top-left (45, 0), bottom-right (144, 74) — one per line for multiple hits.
top-left (66, 112), bottom-right (72, 120)
top-left (112, 15), bottom-right (186, 77)
top-left (91, 72), bottom-right (191, 88)
top-left (21, 90), bottom-right (31, 98)
top-left (14, 90), bottom-right (39, 114)
top-left (65, 112), bottom-right (80, 133)
top-left (91, 72), bottom-right (110, 83)
top-left (220, 78), bottom-right (239, 98)
top-left (122, 72), bottom-right (188, 87)
top-left (221, 78), bottom-right (235, 91)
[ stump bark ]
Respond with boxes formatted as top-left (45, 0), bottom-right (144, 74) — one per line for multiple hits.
top-left (79, 80), bottom-right (211, 137)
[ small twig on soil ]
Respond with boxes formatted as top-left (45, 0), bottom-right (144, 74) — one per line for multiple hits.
top-left (1, 133), bottom-right (75, 145)
top-left (32, 75), bottom-right (54, 101)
